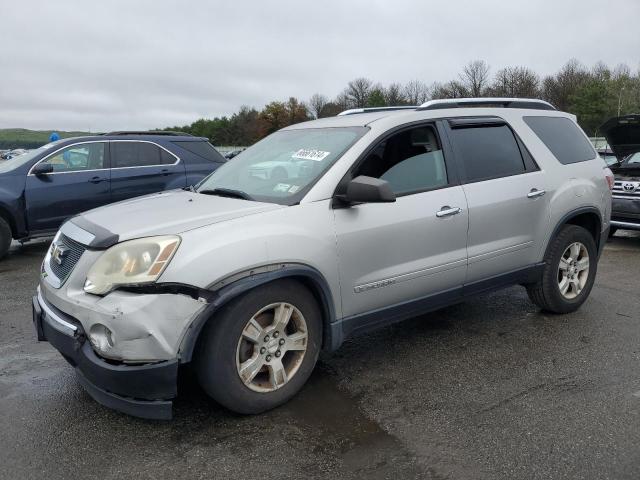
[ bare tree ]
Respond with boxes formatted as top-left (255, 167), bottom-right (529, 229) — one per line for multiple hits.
top-left (345, 77), bottom-right (373, 108)
top-left (384, 83), bottom-right (407, 105)
top-left (490, 66), bottom-right (540, 98)
top-left (541, 59), bottom-right (590, 111)
top-left (308, 93), bottom-right (328, 119)
top-left (403, 80), bottom-right (430, 105)
top-left (430, 80), bottom-right (468, 99)
top-left (459, 60), bottom-right (490, 97)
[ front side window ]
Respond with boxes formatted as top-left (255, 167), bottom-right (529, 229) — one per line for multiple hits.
top-left (450, 125), bottom-right (526, 183)
top-left (112, 142), bottom-right (174, 168)
top-left (354, 125), bottom-right (448, 195)
top-left (196, 127), bottom-right (367, 204)
top-left (40, 142), bottom-right (106, 172)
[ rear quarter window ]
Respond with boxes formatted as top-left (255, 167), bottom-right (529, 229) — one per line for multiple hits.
top-left (172, 140), bottom-right (224, 162)
top-left (523, 116), bottom-right (596, 165)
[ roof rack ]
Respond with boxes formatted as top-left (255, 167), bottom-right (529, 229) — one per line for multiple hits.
top-left (418, 98), bottom-right (556, 111)
top-left (337, 106), bottom-right (418, 116)
top-left (103, 131), bottom-right (193, 136)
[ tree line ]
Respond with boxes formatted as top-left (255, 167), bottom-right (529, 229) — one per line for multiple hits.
top-left (162, 59), bottom-right (640, 145)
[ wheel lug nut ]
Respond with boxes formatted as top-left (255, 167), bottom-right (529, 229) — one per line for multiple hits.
top-left (275, 350), bottom-right (281, 357)
top-left (279, 338), bottom-right (285, 345)
top-left (264, 335), bottom-right (270, 342)
top-left (265, 355), bottom-right (272, 362)
top-left (260, 347), bottom-right (266, 354)
top-left (273, 331), bottom-right (279, 338)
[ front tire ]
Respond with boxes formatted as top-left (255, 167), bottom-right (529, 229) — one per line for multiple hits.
top-left (195, 279), bottom-right (322, 414)
top-left (527, 225), bottom-right (597, 314)
top-left (0, 217), bottom-right (11, 260)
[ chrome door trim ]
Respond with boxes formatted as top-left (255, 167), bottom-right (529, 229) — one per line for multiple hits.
top-left (27, 140), bottom-right (109, 176)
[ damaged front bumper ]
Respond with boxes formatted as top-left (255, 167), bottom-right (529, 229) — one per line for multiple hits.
top-left (34, 287), bottom-right (182, 420)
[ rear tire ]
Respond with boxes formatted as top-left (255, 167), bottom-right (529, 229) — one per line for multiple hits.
top-left (0, 217), bottom-right (11, 260)
top-left (195, 279), bottom-right (322, 414)
top-left (526, 225), bottom-right (597, 314)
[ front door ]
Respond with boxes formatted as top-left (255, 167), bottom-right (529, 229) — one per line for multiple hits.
top-left (333, 124), bottom-right (469, 319)
top-left (25, 142), bottom-right (111, 233)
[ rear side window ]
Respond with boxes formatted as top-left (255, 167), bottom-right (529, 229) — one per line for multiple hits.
top-left (173, 141), bottom-right (223, 162)
top-left (450, 125), bottom-right (526, 183)
top-left (112, 142), bottom-right (175, 168)
top-left (523, 116), bottom-right (596, 164)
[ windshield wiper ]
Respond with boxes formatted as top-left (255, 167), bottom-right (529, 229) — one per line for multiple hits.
top-left (198, 188), bottom-right (254, 201)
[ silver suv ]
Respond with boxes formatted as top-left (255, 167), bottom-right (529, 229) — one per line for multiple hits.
top-left (33, 98), bottom-right (613, 419)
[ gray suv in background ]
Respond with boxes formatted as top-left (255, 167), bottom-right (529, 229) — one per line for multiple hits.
top-left (33, 98), bottom-right (613, 419)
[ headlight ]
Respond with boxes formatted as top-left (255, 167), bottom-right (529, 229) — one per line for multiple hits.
top-left (84, 236), bottom-right (180, 295)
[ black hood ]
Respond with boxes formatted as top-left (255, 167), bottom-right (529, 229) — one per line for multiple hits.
top-left (599, 114), bottom-right (640, 159)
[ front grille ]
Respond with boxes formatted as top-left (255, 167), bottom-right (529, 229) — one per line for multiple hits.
top-left (48, 234), bottom-right (86, 285)
top-left (612, 181), bottom-right (640, 198)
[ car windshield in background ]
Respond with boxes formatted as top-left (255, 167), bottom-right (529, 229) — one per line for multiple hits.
top-left (625, 152), bottom-right (640, 164)
top-left (196, 127), bottom-right (367, 204)
top-left (0, 141), bottom-right (60, 173)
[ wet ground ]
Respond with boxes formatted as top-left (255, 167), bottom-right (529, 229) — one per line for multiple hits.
top-left (1, 233), bottom-right (639, 479)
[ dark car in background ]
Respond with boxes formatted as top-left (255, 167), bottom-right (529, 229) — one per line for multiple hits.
top-left (0, 131), bottom-right (225, 258)
top-left (600, 114), bottom-right (640, 235)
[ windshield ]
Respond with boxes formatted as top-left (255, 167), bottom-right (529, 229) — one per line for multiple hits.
top-left (624, 152), bottom-right (640, 165)
top-left (0, 141), bottom-right (62, 173)
top-left (196, 127), bottom-right (367, 204)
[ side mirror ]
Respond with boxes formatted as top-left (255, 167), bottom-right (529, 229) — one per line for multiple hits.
top-left (343, 175), bottom-right (396, 204)
top-left (32, 163), bottom-right (54, 176)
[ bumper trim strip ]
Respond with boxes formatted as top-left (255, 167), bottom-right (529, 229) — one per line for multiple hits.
top-left (37, 287), bottom-right (78, 336)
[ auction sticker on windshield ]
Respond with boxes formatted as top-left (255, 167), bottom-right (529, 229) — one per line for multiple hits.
top-left (292, 149), bottom-right (330, 161)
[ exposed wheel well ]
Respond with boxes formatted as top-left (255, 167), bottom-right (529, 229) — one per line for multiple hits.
top-left (180, 268), bottom-right (337, 363)
top-left (0, 206), bottom-right (16, 239)
top-left (564, 212), bottom-right (601, 248)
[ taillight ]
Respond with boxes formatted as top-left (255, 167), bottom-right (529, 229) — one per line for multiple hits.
top-left (604, 168), bottom-right (614, 190)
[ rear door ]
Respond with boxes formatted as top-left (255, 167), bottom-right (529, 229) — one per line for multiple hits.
top-left (109, 141), bottom-right (186, 203)
top-left (445, 118), bottom-right (550, 283)
top-left (25, 141), bottom-right (111, 232)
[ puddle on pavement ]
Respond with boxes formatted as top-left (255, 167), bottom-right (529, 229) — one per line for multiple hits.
top-left (172, 362), bottom-right (426, 479)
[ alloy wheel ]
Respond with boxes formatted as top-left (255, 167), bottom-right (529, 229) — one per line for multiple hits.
top-left (557, 242), bottom-right (590, 300)
top-left (236, 302), bottom-right (308, 392)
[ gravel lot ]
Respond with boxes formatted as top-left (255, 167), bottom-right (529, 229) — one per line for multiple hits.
top-left (1, 233), bottom-right (639, 480)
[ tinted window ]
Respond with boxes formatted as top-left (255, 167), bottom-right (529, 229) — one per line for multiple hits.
top-left (355, 126), bottom-right (448, 195)
top-left (112, 142), bottom-right (169, 168)
top-left (173, 141), bottom-right (222, 162)
top-left (451, 125), bottom-right (525, 182)
top-left (160, 149), bottom-right (176, 164)
top-left (40, 143), bottom-right (105, 172)
top-left (524, 116), bottom-right (596, 164)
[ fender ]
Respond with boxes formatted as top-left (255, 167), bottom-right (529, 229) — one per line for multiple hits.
top-left (543, 206), bottom-right (603, 259)
top-left (177, 263), bottom-right (338, 363)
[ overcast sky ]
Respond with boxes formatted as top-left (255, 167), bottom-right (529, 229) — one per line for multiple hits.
top-left (1, 0), bottom-right (638, 132)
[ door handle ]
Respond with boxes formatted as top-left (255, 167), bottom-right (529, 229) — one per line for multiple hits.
top-left (527, 188), bottom-right (546, 199)
top-left (436, 206), bottom-right (462, 218)
top-left (88, 176), bottom-right (107, 184)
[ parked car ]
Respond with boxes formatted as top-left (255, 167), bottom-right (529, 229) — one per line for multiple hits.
top-left (1, 148), bottom-right (28, 160)
top-left (224, 148), bottom-right (245, 159)
top-left (33, 98), bottom-right (612, 419)
top-left (599, 114), bottom-right (640, 234)
top-left (0, 132), bottom-right (225, 258)
top-left (597, 147), bottom-right (619, 166)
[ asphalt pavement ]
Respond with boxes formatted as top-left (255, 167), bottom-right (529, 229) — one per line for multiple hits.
top-left (1, 233), bottom-right (639, 480)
